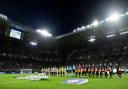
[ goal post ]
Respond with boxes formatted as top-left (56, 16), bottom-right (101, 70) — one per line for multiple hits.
top-left (20, 69), bottom-right (32, 74)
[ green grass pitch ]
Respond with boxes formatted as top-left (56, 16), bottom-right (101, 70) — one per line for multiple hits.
top-left (0, 74), bottom-right (128, 89)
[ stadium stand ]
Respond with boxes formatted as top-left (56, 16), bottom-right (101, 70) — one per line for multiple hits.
top-left (0, 13), bottom-right (128, 74)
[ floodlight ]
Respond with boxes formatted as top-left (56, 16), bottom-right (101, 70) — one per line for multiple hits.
top-left (99, 20), bottom-right (105, 24)
top-left (73, 29), bottom-right (77, 32)
top-left (36, 29), bottom-right (52, 37)
top-left (30, 41), bottom-right (37, 46)
top-left (106, 34), bottom-right (115, 38)
top-left (81, 26), bottom-right (85, 29)
top-left (88, 38), bottom-right (95, 42)
top-left (125, 12), bottom-right (128, 15)
top-left (77, 28), bottom-right (80, 31)
top-left (0, 13), bottom-right (8, 20)
top-left (92, 20), bottom-right (99, 27)
top-left (86, 25), bottom-right (90, 28)
top-left (88, 36), bottom-right (96, 42)
top-left (120, 31), bottom-right (128, 35)
top-left (107, 13), bottom-right (120, 21)
top-left (49, 34), bottom-right (52, 37)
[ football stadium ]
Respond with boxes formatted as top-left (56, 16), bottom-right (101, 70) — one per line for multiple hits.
top-left (0, 0), bottom-right (128, 89)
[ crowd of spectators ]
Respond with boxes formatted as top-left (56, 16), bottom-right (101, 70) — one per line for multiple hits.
top-left (63, 35), bottom-right (128, 69)
top-left (0, 34), bottom-right (60, 73)
top-left (0, 31), bottom-right (128, 73)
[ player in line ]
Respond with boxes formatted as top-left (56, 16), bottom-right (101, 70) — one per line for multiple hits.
top-left (41, 63), bottom-right (123, 78)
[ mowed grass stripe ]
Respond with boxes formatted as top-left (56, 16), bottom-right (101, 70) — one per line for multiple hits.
top-left (0, 74), bottom-right (128, 89)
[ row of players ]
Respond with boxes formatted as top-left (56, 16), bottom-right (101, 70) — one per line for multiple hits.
top-left (41, 64), bottom-right (123, 78)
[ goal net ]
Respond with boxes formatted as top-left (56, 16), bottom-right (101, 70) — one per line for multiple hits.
top-left (20, 69), bottom-right (32, 74)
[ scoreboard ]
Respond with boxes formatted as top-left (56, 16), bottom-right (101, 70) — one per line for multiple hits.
top-left (5, 28), bottom-right (24, 40)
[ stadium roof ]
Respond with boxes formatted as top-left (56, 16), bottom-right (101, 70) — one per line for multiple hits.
top-left (1, 10), bottom-right (128, 49)
top-left (55, 11), bottom-right (128, 48)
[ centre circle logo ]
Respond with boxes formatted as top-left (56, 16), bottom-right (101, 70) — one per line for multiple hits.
top-left (63, 78), bottom-right (88, 84)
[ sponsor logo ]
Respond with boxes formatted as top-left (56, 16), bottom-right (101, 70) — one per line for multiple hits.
top-left (64, 78), bottom-right (88, 84)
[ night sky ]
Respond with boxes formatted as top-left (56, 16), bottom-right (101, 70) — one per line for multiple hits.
top-left (0, 0), bottom-right (128, 36)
